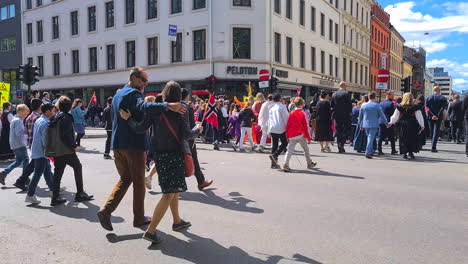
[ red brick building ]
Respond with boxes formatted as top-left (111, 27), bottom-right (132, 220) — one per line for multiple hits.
top-left (370, 3), bottom-right (390, 92)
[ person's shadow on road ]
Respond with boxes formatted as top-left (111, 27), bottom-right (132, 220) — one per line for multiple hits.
top-left (179, 189), bottom-right (264, 214)
top-left (148, 230), bottom-right (322, 264)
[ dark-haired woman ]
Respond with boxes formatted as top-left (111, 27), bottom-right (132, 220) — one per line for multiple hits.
top-left (71, 99), bottom-right (87, 149)
top-left (315, 91), bottom-right (333, 152)
top-left (415, 95), bottom-right (428, 151)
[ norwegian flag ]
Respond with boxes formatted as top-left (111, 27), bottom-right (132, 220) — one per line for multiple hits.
top-left (204, 93), bottom-right (219, 130)
top-left (91, 92), bottom-right (97, 104)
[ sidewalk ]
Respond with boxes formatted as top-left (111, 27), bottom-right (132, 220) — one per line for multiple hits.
top-left (83, 127), bottom-right (107, 139)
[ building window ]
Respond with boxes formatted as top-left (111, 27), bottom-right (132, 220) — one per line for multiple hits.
top-left (52, 16), bottom-right (59, 39)
top-left (335, 0), bottom-right (339, 9)
top-left (148, 0), bottom-right (158, 19)
top-left (299, 0), bottom-right (305, 26)
top-left (344, 0), bottom-right (347, 11)
top-left (311, 6), bottom-right (316, 31)
top-left (356, 3), bottom-right (359, 20)
top-left (274, 33), bottom-right (281, 63)
top-left (126, 40), bottom-right (136, 67)
top-left (89, 47), bottom-right (97, 72)
top-left (351, 0), bottom-right (353, 16)
top-left (320, 13), bottom-right (325, 36)
top-left (286, 37), bottom-right (292, 65)
top-left (193, 29), bottom-right (206, 60)
top-left (72, 50), bottom-right (79, 74)
top-left (0, 37), bottom-right (16, 52)
top-left (274, 0), bottom-right (280, 14)
top-left (361, 7), bottom-right (364, 24)
top-left (125, 0), bottom-right (135, 24)
top-left (233, 28), bottom-right (251, 59)
top-left (335, 57), bottom-right (339, 78)
top-left (171, 33), bottom-right (182, 62)
top-left (311, 47), bottom-right (316, 72)
top-left (26, 0), bottom-right (32, 9)
top-left (37, 0), bottom-right (42, 7)
top-left (147, 37), bottom-right (158, 65)
top-left (329, 19), bottom-right (333, 41)
top-left (350, 29), bottom-right (353, 47)
top-left (53, 53), bottom-right (60, 76)
top-left (335, 23), bottom-right (338, 44)
top-left (286, 0), bottom-right (292, 19)
top-left (300, 42), bottom-right (305, 68)
top-left (27, 23), bottom-right (33, 44)
top-left (27, 57), bottom-right (33, 65)
top-left (171, 0), bottom-right (182, 14)
top-left (360, 65), bottom-right (363, 85)
top-left (37, 56), bottom-right (43, 76)
top-left (1, 4), bottom-right (15, 20)
top-left (343, 58), bottom-right (347, 81)
top-left (355, 62), bottom-right (358, 84)
top-left (233, 0), bottom-right (251, 7)
top-left (194, 0), bottom-right (206, 10)
top-left (321, 51), bottom-right (325, 74)
top-left (105, 1), bottom-right (114, 28)
top-left (329, 54), bottom-right (333, 76)
top-left (107, 44), bottom-right (115, 70)
top-left (88, 6), bottom-right (96, 32)
top-left (71, 11), bottom-right (78, 36)
top-left (343, 25), bottom-right (346, 44)
top-left (349, 60), bottom-right (353, 83)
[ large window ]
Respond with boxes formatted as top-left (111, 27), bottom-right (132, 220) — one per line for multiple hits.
top-left (311, 47), bottom-right (316, 72)
top-left (148, 0), bottom-right (158, 19)
top-left (335, 23), bottom-right (338, 44)
top-left (329, 54), bottom-right (333, 76)
top-left (320, 51), bottom-right (325, 74)
top-left (286, 37), bottom-right (292, 65)
top-left (27, 57), bottom-right (33, 65)
top-left (300, 42), bottom-right (305, 68)
top-left (107, 44), bottom-right (115, 70)
top-left (38, 56), bottom-right (43, 76)
top-left (27, 23), bottom-right (33, 44)
top-left (343, 25), bottom-right (347, 44)
top-left (53, 53), bottom-right (60, 76)
top-left (274, 33), bottom-right (281, 63)
top-left (89, 47), bottom-right (97, 72)
top-left (88, 6), bottom-right (96, 32)
top-left (351, 0), bottom-right (354, 16)
top-left (72, 50), bottom-right (79, 74)
top-left (233, 28), bottom-right (251, 59)
top-left (274, 0), bottom-right (280, 14)
top-left (37, 0), bottom-right (42, 7)
top-left (52, 16), bottom-right (59, 39)
top-left (125, 0), bottom-right (135, 24)
top-left (233, 0), bottom-right (251, 7)
top-left (147, 37), bottom-right (158, 65)
top-left (193, 29), bottom-right (206, 60)
top-left (349, 60), bottom-right (353, 83)
top-left (26, 0), bottom-right (32, 9)
top-left (105, 1), bottom-right (114, 28)
top-left (355, 62), bottom-right (358, 84)
top-left (320, 13), bottom-right (325, 36)
top-left (343, 58), bottom-right (347, 81)
top-left (344, 0), bottom-right (347, 11)
top-left (311, 7), bottom-right (316, 32)
top-left (126, 41), bottom-right (136, 67)
top-left (335, 57), bottom-right (339, 78)
top-left (1, 4), bottom-right (15, 20)
top-left (0, 37), bottom-right (16, 52)
top-left (171, 0), bottom-right (182, 14)
top-left (299, 0), bottom-right (305, 26)
top-left (71, 11), bottom-right (78, 36)
top-left (286, 0), bottom-right (292, 19)
top-left (194, 0), bottom-right (206, 10)
top-left (171, 33), bottom-right (182, 62)
top-left (329, 19), bottom-right (333, 41)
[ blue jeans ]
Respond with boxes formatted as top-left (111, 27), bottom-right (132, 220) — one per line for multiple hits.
top-left (365, 128), bottom-right (378, 155)
top-left (2, 147), bottom-right (29, 175)
top-left (428, 119), bottom-right (442, 150)
top-left (27, 158), bottom-right (54, 197)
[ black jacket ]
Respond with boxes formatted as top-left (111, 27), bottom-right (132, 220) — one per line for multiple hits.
top-left (49, 112), bottom-right (76, 151)
top-left (238, 108), bottom-right (257, 127)
top-left (464, 96), bottom-right (468, 121)
top-left (331, 90), bottom-right (352, 119)
top-left (103, 106), bottom-right (113, 130)
top-left (448, 100), bottom-right (464, 122)
top-left (426, 93), bottom-right (448, 120)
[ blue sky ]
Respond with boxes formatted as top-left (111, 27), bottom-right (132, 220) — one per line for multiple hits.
top-left (379, 0), bottom-right (468, 91)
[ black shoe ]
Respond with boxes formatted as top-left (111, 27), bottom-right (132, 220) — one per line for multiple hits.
top-left (391, 150), bottom-right (398, 155)
top-left (378, 151), bottom-right (384, 156)
top-left (13, 182), bottom-right (28, 192)
top-left (97, 211), bottom-right (113, 231)
top-left (103, 154), bottom-right (112, 160)
top-left (403, 154), bottom-right (409, 159)
top-left (143, 231), bottom-right (163, 244)
top-left (409, 153), bottom-right (415, 159)
top-left (232, 145), bottom-right (238, 152)
top-left (172, 220), bottom-right (192, 231)
top-left (51, 197), bottom-right (67, 206)
top-left (269, 155), bottom-right (278, 167)
top-left (213, 144), bottom-right (220, 151)
top-left (75, 192), bottom-right (94, 202)
top-left (431, 149), bottom-right (438, 153)
top-left (0, 172), bottom-right (6, 185)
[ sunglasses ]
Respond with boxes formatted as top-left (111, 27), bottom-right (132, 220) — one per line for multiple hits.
top-left (137, 76), bottom-right (148, 83)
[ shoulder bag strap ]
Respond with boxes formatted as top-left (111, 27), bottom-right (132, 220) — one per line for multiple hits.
top-left (160, 113), bottom-right (181, 144)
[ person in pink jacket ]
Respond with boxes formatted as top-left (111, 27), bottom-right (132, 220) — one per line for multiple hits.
top-left (282, 97), bottom-right (317, 172)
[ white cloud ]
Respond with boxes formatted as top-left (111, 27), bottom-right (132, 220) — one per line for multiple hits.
top-left (427, 59), bottom-right (468, 91)
top-left (454, 79), bottom-right (468, 85)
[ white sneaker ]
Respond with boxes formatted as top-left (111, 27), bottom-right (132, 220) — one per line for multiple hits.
top-left (25, 195), bottom-right (41, 204)
top-left (145, 176), bottom-right (152, 190)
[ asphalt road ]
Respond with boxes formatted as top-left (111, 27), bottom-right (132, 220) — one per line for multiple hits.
top-left (0, 138), bottom-right (467, 264)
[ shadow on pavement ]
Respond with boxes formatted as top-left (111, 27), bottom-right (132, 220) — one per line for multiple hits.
top-left (180, 189), bottom-right (264, 214)
top-left (79, 149), bottom-right (104, 155)
top-left (288, 168), bottom-right (365, 180)
top-left (147, 230), bottom-right (321, 264)
top-left (106, 233), bottom-right (144, 243)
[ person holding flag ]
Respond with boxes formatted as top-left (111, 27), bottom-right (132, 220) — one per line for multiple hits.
top-left (203, 93), bottom-right (220, 150)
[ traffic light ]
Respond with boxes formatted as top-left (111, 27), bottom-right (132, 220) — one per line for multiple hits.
top-left (19, 64), bottom-right (32, 85)
top-left (400, 77), bottom-right (410, 93)
top-left (30, 65), bottom-right (40, 85)
top-left (206, 75), bottom-right (216, 90)
top-left (270, 77), bottom-right (279, 90)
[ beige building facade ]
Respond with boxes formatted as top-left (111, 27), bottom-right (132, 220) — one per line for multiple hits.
top-left (389, 25), bottom-right (404, 95)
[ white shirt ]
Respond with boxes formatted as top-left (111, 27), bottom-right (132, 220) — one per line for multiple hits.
top-left (268, 102), bottom-right (289, 134)
top-left (389, 108), bottom-right (425, 128)
top-left (258, 101), bottom-right (274, 129)
top-left (221, 107), bottom-right (229, 118)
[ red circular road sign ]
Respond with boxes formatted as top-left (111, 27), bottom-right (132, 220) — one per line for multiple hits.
top-left (259, 69), bottom-right (270, 81)
top-left (377, 69), bottom-right (390, 83)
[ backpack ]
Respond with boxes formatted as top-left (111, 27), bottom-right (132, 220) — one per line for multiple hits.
top-left (45, 118), bottom-right (74, 157)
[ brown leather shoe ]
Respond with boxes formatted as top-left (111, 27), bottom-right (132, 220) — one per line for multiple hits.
top-left (133, 216), bottom-right (152, 227)
top-left (365, 155), bottom-right (373, 159)
top-left (198, 180), bottom-right (213, 191)
top-left (97, 211), bottom-right (113, 231)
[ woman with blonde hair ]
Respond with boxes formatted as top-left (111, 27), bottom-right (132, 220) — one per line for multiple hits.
top-left (252, 93), bottom-right (266, 115)
top-left (388, 92), bottom-right (425, 159)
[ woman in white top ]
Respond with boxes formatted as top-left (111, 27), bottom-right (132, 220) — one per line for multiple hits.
top-left (388, 93), bottom-right (425, 159)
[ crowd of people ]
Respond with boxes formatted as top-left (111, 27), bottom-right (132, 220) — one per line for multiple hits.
top-left (0, 65), bottom-right (467, 245)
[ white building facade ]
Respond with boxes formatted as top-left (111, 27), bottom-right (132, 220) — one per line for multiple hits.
top-left (22, 0), bottom-right (346, 103)
top-left (429, 67), bottom-right (453, 99)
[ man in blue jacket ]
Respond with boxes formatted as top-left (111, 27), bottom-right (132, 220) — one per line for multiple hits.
top-left (426, 86), bottom-right (448, 152)
top-left (359, 92), bottom-right (388, 159)
top-left (378, 91), bottom-right (397, 155)
top-left (97, 67), bottom-right (186, 232)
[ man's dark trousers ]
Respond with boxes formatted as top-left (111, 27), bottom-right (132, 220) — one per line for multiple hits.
top-left (105, 131), bottom-right (112, 154)
top-left (378, 125), bottom-right (396, 153)
top-left (465, 120), bottom-right (468, 154)
top-left (335, 117), bottom-right (351, 147)
top-left (53, 153), bottom-right (84, 198)
top-left (271, 133), bottom-right (288, 158)
top-left (428, 119), bottom-right (442, 150)
top-left (190, 142), bottom-right (205, 185)
top-left (451, 121), bottom-right (463, 142)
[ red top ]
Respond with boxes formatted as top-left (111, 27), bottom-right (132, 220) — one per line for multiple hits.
top-left (286, 109), bottom-right (311, 141)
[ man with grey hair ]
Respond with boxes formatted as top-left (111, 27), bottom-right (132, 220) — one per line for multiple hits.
top-left (426, 86), bottom-right (448, 152)
top-left (331, 82), bottom-right (353, 153)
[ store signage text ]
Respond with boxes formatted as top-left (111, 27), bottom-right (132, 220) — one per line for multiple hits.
top-left (226, 66), bottom-right (258, 75)
top-left (275, 70), bottom-right (289, 78)
top-left (319, 80), bottom-right (334, 87)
